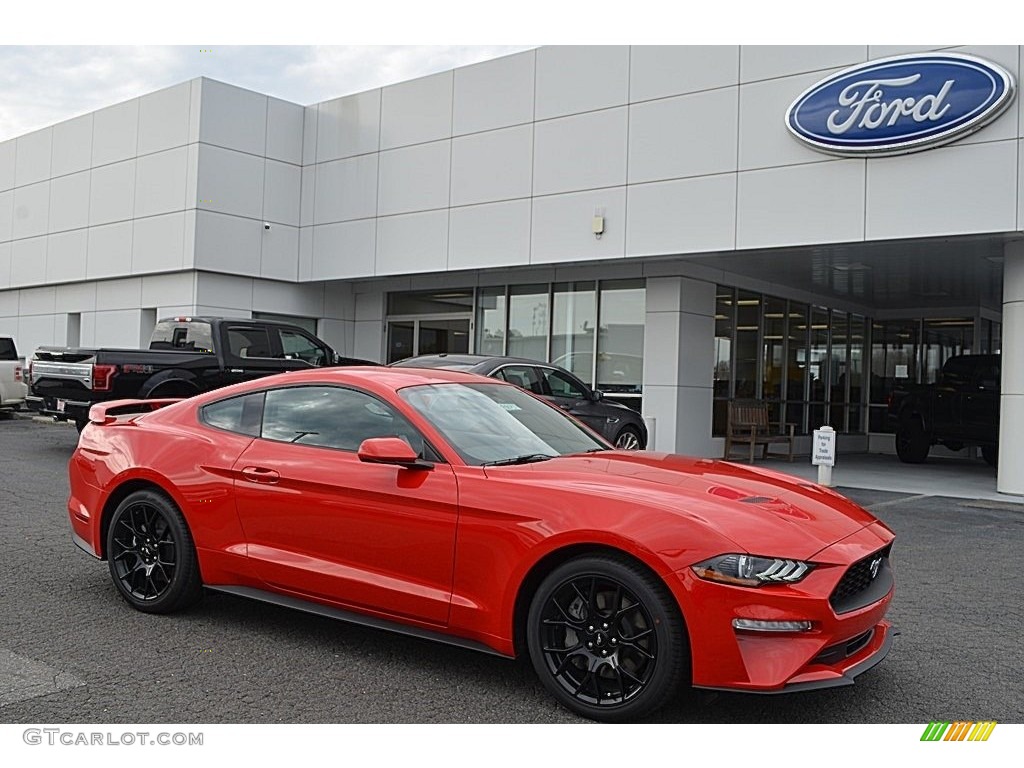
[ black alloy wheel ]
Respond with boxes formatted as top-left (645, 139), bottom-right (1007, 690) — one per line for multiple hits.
top-left (614, 426), bottom-right (644, 451)
top-left (106, 490), bottom-right (203, 614)
top-left (527, 555), bottom-right (688, 722)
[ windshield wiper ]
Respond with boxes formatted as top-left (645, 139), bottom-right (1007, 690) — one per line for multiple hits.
top-left (482, 453), bottom-right (557, 467)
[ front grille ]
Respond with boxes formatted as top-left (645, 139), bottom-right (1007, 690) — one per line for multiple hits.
top-left (829, 544), bottom-right (893, 614)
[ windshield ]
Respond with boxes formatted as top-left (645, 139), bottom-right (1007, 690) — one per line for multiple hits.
top-left (398, 382), bottom-right (607, 466)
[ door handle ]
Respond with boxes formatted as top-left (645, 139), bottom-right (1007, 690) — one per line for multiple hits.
top-left (241, 466), bottom-right (280, 484)
top-left (558, 404), bottom-right (573, 411)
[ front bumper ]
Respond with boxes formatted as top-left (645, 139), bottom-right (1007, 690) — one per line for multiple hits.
top-left (674, 521), bottom-right (896, 693)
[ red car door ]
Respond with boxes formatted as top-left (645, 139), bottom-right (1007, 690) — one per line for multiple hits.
top-left (231, 385), bottom-right (459, 625)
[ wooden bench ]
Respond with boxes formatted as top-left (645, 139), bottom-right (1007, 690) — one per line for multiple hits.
top-left (723, 400), bottom-right (795, 463)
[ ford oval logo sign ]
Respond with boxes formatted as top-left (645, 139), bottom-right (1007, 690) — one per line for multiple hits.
top-left (786, 53), bottom-right (1016, 156)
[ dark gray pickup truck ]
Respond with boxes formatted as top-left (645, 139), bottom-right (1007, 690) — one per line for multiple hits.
top-left (27, 316), bottom-right (375, 431)
top-left (887, 353), bottom-right (1000, 466)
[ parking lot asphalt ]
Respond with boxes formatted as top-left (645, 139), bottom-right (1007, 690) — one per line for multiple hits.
top-left (0, 415), bottom-right (1021, 724)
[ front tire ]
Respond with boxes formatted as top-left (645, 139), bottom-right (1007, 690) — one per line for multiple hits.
top-left (106, 489), bottom-right (203, 614)
top-left (526, 554), bottom-right (688, 722)
top-left (895, 416), bottom-right (930, 464)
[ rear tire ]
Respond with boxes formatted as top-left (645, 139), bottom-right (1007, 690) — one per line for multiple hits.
top-left (895, 416), bottom-right (930, 464)
top-left (106, 489), bottom-right (203, 614)
top-left (981, 444), bottom-right (998, 468)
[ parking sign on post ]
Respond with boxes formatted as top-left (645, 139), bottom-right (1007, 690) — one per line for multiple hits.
top-left (812, 426), bottom-right (836, 486)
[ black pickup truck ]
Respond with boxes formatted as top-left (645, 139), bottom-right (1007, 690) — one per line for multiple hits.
top-left (888, 353), bottom-right (1000, 466)
top-left (27, 316), bottom-right (376, 431)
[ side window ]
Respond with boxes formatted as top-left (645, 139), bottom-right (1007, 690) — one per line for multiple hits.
top-left (227, 327), bottom-right (274, 360)
top-left (279, 329), bottom-right (328, 366)
top-left (200, 392), bottom-right (264, 436)
top-left (496, 365), bottom-right (544, 395)
top-left (261, 386), bottom-right (423, 453)
top-left (542, 368), bottom-right (586, 399)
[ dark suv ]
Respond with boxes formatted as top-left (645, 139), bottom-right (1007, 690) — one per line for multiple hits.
top-left (391, 354), bottom-right (648, 450)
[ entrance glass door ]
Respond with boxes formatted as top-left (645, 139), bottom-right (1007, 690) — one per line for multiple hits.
top-left (386, 317), bottom-right (471, 363)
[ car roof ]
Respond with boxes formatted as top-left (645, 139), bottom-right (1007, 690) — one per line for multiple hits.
top-left (392, 354), bottom-right (568, 370)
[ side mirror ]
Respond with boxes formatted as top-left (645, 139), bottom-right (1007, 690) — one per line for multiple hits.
top-left (590, 389), bottom-right (604, 402)
top-left (357, 437), bottom-right (432, 469)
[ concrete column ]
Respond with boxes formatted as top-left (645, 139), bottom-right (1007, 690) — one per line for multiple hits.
top-left (998, 241), bottom-right (1024, 495)
top-left (642, 276), bottom-right (715, 457)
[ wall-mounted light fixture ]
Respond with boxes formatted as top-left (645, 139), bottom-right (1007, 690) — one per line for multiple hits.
top-left (592, 211), bottom-right (605, 239)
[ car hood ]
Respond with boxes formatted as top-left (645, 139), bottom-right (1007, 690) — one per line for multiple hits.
top-left (489, 451), bottom-right (879, 560)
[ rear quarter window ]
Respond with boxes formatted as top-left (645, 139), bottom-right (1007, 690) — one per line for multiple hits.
top-left (200, 392), bottom-right (264, 436)
top-left (0, 337), bottom-right (16, 360)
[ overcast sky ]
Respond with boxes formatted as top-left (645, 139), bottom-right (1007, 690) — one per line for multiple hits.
top-left (0, 45), bottom-right (536, 142)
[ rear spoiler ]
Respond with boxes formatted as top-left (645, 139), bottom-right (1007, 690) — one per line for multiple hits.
top-left (88, 398), bottom-right (184, 426)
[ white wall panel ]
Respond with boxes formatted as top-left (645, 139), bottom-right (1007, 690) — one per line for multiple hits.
top-left (188, 78), bottom-right (202, 144)
top-left (265, 97), bottom-right (304, 165)
top-left (312, 220), bottom-right (376, 280)
top-left (317, 318), bottom-right (355, 356)
top-left (316, 90), bottom-right (381, 162)
top-left (626, 175), bottom-right (737, 256)
top-left (49, 171), bottom-right (91, 233)
top-left (0, 191), bottom-right (14, 242)
top-left (195, 272), bottom-right (253, 311)
top-left (141, 272), bottom-right (194, 308)
top-left (134, 147), bottom-right (187, 218)
top-left (737, 160), bottom-right (865, 249)
top-left (449, 200), bottom-right (531, 271)
top-left (182, 210), bottom-right (196, 269)
top-left (198, 79), bottom-right (267, 156)
top-left (51, 114), bottom-right (93, 177)
top-left (451, 125), bottom-right (533, 206)
top-left (86, 222), bottom-right (133, 280)
top-left (535, 46), bottom-right (629, 120)
top-left (353, 320), bottom-right (383, 362)
top-left (300, 166), bottom-right (315, 228)
top-left (259, 224), bottom-right (299, 281)
top-left (11, 237), bottom-right (47, 286)
top-left (92, 99), bottom-right (139, 167)
top-left (132, 211), bottom-right (186, 273)
top-left (196, 144), bottom-right (264, 220)
top-left (15, 127), bottom-right (52, 187)
top-left (13, 181), bottom-right (50, 239)
top-left (380, 73), bottom-right (452, 150)
top-left (0, 243), bottom-right (10, 289)
top-left (533, 108), bottom-right (627, 195)
top-left (740, 46), bottom-right (867, 82)
top-left (377, 141), bottom-right (451, 216)
top-left (628, 88), bottom-right (739, 183)
top-left (739, 71), bottom-right (834, 171)
top-left (16, 313), bottom-right (56, 355)
top-left (314, 155), bottom-right (378, 224)
top-left (629, 46), bottom-right (740, 102)
top-left (94, 309), bottom-right (145, 347)
top-left (263, 160), bottom-right (301, 226)
top-left (531, 188), bottom-right (627, 264)
top-left (866, 140), bottom-right (1018, 240)
top-left (55, 281), bottom-right (98, 313)
top-left (17, 286), bottom-right (55, 315)
top-left (97, 278), bottom-right (142, 310)
top-left (45, 229), bottom-right (88, 283)
top-left (302, 105), bottom-right (318, 166)
top-left (0, 287), bottom-right (16, 316)
top-left (138, 82), bottom-right (191, 156)
top-left (0, 140), bottom-right (14, 192)
top-left (375, 211), bottom-right (447, 276)
top-left (298, 223), bottom-right (312, 281)
top-left (193, 211), bottom-right (262, 274)
top-left (89, 161), bottom-right (135, 226)
top-left (453, 50), bottom-right (535, 135)
top-left (253, 280), bottom-right (325, 318)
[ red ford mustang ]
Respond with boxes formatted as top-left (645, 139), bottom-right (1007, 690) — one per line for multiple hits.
top-left (67, 367), bottom-right (894, 721)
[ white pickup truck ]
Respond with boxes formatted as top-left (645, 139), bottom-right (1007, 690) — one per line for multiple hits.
top-left (0, 336), bottom-right (27, 414)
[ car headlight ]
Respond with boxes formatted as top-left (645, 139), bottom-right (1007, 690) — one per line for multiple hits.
top-left (691, 554), bottom-right (813, 587)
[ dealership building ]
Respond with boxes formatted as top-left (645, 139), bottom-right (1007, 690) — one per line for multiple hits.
top-left (2, 45), bottom-right (1023, 493)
